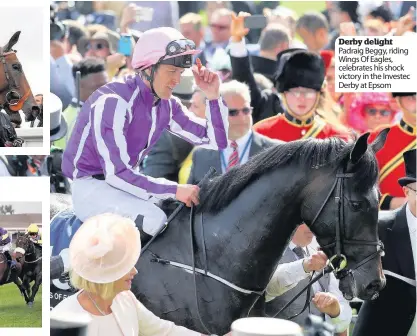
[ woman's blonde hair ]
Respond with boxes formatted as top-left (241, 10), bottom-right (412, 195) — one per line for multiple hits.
top-left (70, 270), bottom-right (117, 301)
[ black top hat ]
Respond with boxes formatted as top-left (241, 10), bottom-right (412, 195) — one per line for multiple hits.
top-left (392, 92), bottom-right (416, 98)
top-left (274, 48), bottom-right (325, 93)
top-left (398, 149), bottom-right (416, 187)
top-left (335, 1), bottom-right (359, 23)
top-left (50, 310), bottom-right (90, 336)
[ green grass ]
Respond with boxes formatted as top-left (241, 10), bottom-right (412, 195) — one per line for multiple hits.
top-left (0, 283), bottom-right (42, 328)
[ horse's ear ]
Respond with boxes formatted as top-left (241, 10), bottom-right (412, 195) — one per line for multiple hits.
top-left (349, 132), bottom-right (370, 165)
top-left (370, 128), bottom-right (390, 154)
top-left (3, 31), bottom-right (21, 52)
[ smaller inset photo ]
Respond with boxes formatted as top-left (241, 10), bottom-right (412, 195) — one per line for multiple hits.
top-left (0, 4), bottom-right (45, 148)
top-left (0, 201), bottom-right (42, 328)
top-left (0, 155), bottom-right (49, 177)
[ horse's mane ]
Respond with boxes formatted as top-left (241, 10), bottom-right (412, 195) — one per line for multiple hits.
top-left (198, 137), bottom-right (378, 213)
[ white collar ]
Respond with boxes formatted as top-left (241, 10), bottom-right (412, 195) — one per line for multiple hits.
top-left (289, 241), bottom-right (297, 250)
top-left (228, 130), bottom-right (252, 148)
top-left (406, 203), bottom-right (416, 233)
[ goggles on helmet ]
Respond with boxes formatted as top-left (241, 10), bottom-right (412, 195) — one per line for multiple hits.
top-left (165, 39), bottom-right (196, 56)
top-left (160, 54), bottom-right (193, 68)
top-left (157, 39), bottom-right (196, 69)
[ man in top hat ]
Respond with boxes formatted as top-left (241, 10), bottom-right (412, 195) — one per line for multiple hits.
top-left (353, 149), bottom-right (416, 336)
top-left (49, 92), bottom-right (71, 193)
top-left (50, 92), bottom-right (68, 145)
top-left (368, 92), bottom-right (416, 210)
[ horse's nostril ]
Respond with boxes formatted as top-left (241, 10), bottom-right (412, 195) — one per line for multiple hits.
top-left (366, 279), bottom-right (383, 294)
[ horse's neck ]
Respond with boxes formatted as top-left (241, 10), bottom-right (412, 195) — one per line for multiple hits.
top-left (205, 168), bottom-right (305, 290)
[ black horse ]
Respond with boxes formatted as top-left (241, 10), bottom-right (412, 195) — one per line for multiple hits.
top-left (50, 131), bottom-right (388, 334)
top-left (15, 232), bottom-right (42, 307)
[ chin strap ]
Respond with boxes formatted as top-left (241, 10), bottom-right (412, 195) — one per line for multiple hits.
top-left (141, 67), bottom-right (161, 103)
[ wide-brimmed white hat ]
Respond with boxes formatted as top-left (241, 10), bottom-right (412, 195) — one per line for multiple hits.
top-left (231, 317), bottom-right (302, 336)
top-left (69, 213), bottom-right (141, 284)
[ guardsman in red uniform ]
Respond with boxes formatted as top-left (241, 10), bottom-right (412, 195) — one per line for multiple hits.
top-left (253, 49), bottom-right (350, 142)
top-left (369, 92), bottom-right (416, 210)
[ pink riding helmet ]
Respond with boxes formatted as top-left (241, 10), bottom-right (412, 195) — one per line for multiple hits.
top-left (132, 27), bottom-right (201, 71)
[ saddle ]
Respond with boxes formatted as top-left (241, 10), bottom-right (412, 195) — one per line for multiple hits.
top-left (0, 112), bottom-right (23, 147)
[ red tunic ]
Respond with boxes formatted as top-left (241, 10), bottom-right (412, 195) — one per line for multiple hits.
top-left (253, 114), bottom-right (351, 142)
top-left (368, 120), bottom-right (416, 207)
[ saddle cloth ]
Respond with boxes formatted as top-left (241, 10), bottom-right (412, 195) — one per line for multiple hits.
top-left (50, 210), bottom-right (82, 308)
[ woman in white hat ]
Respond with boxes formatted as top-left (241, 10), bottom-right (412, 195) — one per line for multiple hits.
top-left (51, 213), bottom-right (206, 336)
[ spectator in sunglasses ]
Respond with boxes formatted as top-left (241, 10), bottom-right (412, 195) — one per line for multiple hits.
top-left (187, 80), bottom-right (279, 185)
top-left (85, 30), bottom-right (126, 79)
top-left (347, 93), bottom-right (397, 133)
top-left (204, 8), bottom-right (234, 64)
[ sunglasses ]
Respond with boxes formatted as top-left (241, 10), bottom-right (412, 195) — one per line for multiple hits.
top-left (366, 108), bottom-right (392, 117)
top-left (229, 107), bottom-right (253, 116)
top-left (86, 42), bottom-right (109, 51)
top-left (210, 23), bottom-right (230, 30)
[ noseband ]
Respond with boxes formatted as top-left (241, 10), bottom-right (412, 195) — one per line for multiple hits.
top-left (0, 52), bottom-right (31, 111)
top-left (309, 167), bottom-right (384, 278)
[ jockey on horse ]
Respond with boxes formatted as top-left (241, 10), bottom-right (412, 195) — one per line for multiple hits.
top-left (0, 227), bottom-right (18, 271)
top-left (26, 223), bottom-right (41, 245)
top-left (61, 27), bottom-right (229, 238)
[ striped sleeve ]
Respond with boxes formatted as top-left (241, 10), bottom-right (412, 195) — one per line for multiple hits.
top-left (168, 96), bottom-right (229, 150)
top-left (92, 94), bottom-right (178, 200)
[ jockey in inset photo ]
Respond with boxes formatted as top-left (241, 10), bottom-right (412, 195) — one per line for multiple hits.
top-left (0, 227), bottom-right (17, 271)
top-left (26, 223), bottom-right (41, 244)
top-left (62, 26), bottom-right (229, 239)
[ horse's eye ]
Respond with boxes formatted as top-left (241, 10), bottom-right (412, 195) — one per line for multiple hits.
top-left (350, 201), bottom-right (363, 212)
top-left (12, 64), bottom-right (21, 71)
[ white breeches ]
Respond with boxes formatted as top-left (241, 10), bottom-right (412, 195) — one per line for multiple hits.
top-left (72, 177), bottom-right (167, 236)
top-left (0, 242), bottom-right (12, 253)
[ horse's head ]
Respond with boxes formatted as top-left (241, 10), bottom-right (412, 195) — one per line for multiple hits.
top-left (15, 232), bottom-right (34, 259)
top-left (301, 129), bottom-right (389, 301)
top-left (0, 31), bottom-right (40, 127)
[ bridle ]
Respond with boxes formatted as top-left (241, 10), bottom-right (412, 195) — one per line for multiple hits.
top-left (310, 168), bottom-right (384, 278)
top-left (0, 51), bottom-right (25, 108)
top-left (15, 235), bottom-right (42, 264)
top-left (142, 166), bottom-right (384, 334)
top-left (0, 51), bottom-right (37, 127)
top-left (269, 166), bottom-right (384, 319)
